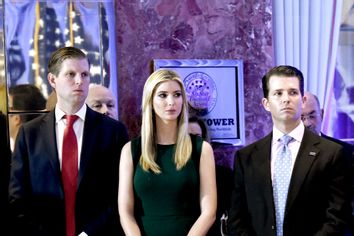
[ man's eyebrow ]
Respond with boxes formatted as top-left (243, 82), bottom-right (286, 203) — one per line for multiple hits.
top-left (92, 98), bottom-right (115, 102)
top-left (303, 110), bottom-right (316, 115)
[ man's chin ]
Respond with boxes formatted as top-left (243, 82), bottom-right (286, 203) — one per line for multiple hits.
top-left (308, 127), bottom-right (319, 135)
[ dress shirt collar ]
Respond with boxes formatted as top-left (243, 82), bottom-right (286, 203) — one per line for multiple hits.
top-left (272, 122), bottom-right (305, 144)
top-left (55, 104), bottom-right (87, 123)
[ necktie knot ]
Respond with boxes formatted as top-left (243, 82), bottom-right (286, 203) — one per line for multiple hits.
top-left (65, 115), bottom-right (78, 127)
top-left (279, 135), bottom-right (293, 146)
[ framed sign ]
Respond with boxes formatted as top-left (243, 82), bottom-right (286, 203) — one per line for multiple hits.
top-left (154, 59), bottom-right (245, 146)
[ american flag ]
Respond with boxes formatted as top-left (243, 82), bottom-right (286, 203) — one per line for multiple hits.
top-left (25, 1), bottom-right (110, 96)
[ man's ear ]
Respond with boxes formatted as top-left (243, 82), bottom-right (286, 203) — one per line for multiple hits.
top-left (48, 73), bottom-right (56, 89)
top-left (11, 114), bottom-right (21, 127)
top-left (301, 95), bottom-right (307, 110)
top-left (261, 97), bottom-right (270, 111)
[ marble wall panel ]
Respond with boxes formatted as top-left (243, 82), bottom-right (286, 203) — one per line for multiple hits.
top-left (115, 0), bottom-right (274, 168)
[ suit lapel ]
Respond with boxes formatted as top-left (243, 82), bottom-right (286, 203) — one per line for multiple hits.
top-left (253, 133), bottom-right (274, 203)
top-left (78, 107), bottom-right (96, 186)
top-left (286, 129), bottom-right (320, 211)
top-left (41, 111), bottom-right (62, 187)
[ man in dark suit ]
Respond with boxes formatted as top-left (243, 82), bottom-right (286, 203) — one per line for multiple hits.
top-left (302, 91), bottom-right (354, 235)
top-left (228, 66), bottom-right (352, 236)
top-left (9, 47), bottom-right (129, 236)
top-left (86, 84), bottom-right (118, 120)
top-left (8, 84), bottom-right (46, 151)
top-left (0, 112), bottom-right (11, 235)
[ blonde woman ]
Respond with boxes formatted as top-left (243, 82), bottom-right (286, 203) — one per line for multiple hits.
top-left (118, 69), bottom-right (217, 236)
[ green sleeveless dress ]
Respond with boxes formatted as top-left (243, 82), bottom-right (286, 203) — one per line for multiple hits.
top-left (131, 135), bottom-right (202, 236)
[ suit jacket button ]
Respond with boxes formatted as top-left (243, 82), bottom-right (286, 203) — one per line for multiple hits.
top-left (272, 225), bottom-right (275, 230)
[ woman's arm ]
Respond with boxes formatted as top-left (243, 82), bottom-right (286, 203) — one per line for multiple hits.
top-left (188, 141), bottom-right (217, 236)
top-left (118, 142), bottom-right (141, 236)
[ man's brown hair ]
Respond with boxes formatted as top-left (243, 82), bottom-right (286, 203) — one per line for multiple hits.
top-left (47, 46), bottom-right (89, 76)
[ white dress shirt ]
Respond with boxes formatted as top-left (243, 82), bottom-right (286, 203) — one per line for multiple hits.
top-left (55, 105), bottom-right (89, 236)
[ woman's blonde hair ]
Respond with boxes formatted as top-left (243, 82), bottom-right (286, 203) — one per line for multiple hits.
top-left (140, 69), bottom-right (191, 173)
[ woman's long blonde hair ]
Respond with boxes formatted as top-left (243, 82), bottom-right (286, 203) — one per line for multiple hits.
top-left (140, 69), bottom-right (192, 173)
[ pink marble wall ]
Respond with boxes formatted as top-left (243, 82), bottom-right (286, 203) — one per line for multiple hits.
top-left (115, 0), bottom-right (274, 168)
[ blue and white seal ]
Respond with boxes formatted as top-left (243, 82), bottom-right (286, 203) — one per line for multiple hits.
top-left (184, 71), bottom-right (217, 116)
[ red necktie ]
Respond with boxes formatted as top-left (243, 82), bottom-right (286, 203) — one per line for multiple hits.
top-left (62, 115), bottom-right (79, 236)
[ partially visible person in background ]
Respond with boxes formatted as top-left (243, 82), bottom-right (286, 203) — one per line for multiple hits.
top-left (46, 90), bottom-right (57, 111)
top-left (302, 91), bottom-right (354, 235)
top-left (8, 84), bottom-right (46, 151)
top-left (86, 83), bottom-right (118, 120)
top-left (0, 111), bottom-right (11, 236)
top-left (0, 84), bottom-right (11, 235)
top-left (188, 116), bottom-right (231, 236)
top-left (301, 91), bottom-right (323, 135)
top-left (119, 69), bottom-right (217, 236)
top-left (188, 116), bottom-right (210, 142)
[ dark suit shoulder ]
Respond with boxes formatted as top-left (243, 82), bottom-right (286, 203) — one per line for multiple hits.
top-left (304, 131), bottom-right (347, 151)
top-left (237, 132), bottom-right (272, 155)
top-left (21, 111), bottom-right (52, 128)
top-left (86, 107), bottom-right (129, 141)
top-left (18, 112), bottom-right (54, 138)
top-left (321, 133), bottom-right (354, 152)
top-left (86, 107), bottom-right (123, 126)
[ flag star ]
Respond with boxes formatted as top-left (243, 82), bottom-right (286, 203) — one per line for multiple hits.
top-left (39, 34), bottom-right (44, 40)
top-left (72, 23), bottom-right (80, 31)
top-left (36, 75), bottom-right (43, 81)
top-left (65, 40), bottom-right (72, 47)
top-left (39, 19), bottom-right (44, 27)
top-left (70, 11), bottom-right (76, 18)
top-left (74, 36), bottom-right (84, 44)
top-left (32, 63), bottom-right (38, 70)
top-left (55, 28), bottom-right (61, 34)
top-left (55, 40), bottom-right (61, 48)
top-left (90, 65), bottom-right (101, 76)
top-left (64, 28), bottom-right (69, 35)
top-left (29, 49), bottom-right (35, 57)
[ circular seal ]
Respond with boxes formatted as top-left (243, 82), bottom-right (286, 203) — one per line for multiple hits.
top-left (184, 71), bottom-right (217, 116)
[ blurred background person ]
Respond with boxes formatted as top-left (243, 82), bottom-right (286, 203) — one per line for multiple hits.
top-left (188, 116), bottom-right (210, 142)
top-left (86, 83), bottom-right (118, 120)
top-left (188, 116), bottom-right (231, 236)
top-left (0, 110), bottom-right (11, 236)
top-left (45, 91), bottom-right (57, 111)
top-left (8, 84), bottom-right (46, 151)
top-left (119, 69), bottom-right (217, 236)
top-left (301, 91), bottom-right (323, 135)
top-left (302, 91), bottom-right (354, 235)
top-left (0, 84), bottom-right (11, 235)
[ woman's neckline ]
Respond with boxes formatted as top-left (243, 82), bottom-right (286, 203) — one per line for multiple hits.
top-left (157, 143), bottom-right (175, 147)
